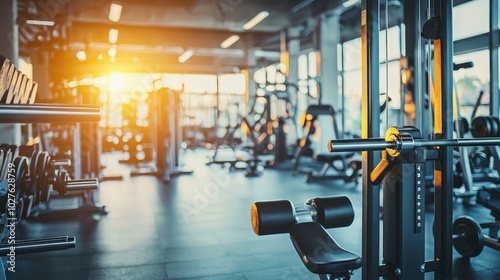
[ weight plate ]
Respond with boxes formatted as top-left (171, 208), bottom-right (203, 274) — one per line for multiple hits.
top-left (483, 116), bottom-right (494, 137)
top-left (471, 116), bottom-right (490, 138)
top-left (55, 170), bottom-right (70, 196)
top-left (37, 152), bottom-right (51, 203)
top-left (453, 117), bottom-right (469, 136)
top-left (487, 116), bottom-right (498, 137)
top-left (491, 116), bottom-right (500, 137)
top-left (0, 149), bottom-right (13, 181)
top-left (12, 156), bottom-right (29, 202)
top-left (11, 157), bottom-right (29, 222)
top-left (453, 216), bottom-right (484, 258)
top-left (29, 151), bottom-right (40, 204)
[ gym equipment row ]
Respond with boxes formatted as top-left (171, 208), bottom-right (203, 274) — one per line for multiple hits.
top-left (454, 115), bottom-right (500, 138)
top-left (208, 84), bottom-right (293, 177)
top-left (0, 55), bottom-right (38, 104)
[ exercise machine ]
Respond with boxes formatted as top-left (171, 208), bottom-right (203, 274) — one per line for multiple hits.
top-left (250, 1), bottom-right (493, 279)
top-left (209, 84), bottom-right (295, 176)
top-left (293, 104), bottom-right (361, 183)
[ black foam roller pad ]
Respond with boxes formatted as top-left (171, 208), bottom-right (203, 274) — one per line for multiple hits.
top-left (312, 196), bottom-right (354, 228)
top-left (251, 200), bottom-right (295, 235)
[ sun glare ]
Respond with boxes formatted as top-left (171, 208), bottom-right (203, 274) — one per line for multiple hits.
top-left (109, 73), bottom-right (127, 92)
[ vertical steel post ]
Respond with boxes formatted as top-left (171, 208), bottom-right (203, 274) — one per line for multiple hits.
top-left (433, 1), bottom-right (454, 279)
top-left (361, 0), bottom-right (381, 279)
top-left (490, 0), bottom-right (499, 117)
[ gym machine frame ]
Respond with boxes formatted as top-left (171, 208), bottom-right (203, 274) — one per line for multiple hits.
top-left (354, 0), bottom-right (477, 279)
top-left (250, 1), bottom-right (497, 279)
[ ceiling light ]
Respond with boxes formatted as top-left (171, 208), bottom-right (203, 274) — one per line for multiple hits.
top-left (342, 0), bottom-right (359, 8)
top-left (220, 35), bottom-right (240, 48)
top-left (26, 20), bottom-right (55, 26)
top-left (109, 3), bottom-right (122, 22)
top-left (108, 45), bottom-right (117, 57)
top-left (76, 51), bottom-right (86, 61)
top-left (109, 29), bottom-right (119, 44)
top-left (291, 0), bottom-right (314, 13)
top-left (178, 50), bottom-right (193, 63)
top-left (242, 11), bottom-right (269, 30)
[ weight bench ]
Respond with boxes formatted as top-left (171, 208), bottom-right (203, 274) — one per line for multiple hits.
top-left (251, 196), bottom-right (362, 279)
top-left (477, 187), bottom-right (500, 239)
top-left (294, 105), bottom-right (361, 183)
top-left (290, 222), bottom-right (362, 279)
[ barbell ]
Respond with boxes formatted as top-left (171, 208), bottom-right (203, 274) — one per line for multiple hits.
top-left (328, 126), bottom-right (500, 157)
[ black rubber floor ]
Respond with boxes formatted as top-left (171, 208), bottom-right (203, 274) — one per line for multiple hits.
top-left (8, 149), bottom-right (500, 279)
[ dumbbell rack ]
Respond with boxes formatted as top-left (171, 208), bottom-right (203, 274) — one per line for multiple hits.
top-left (0, 56), bottom-right (105, 278)
top-left (0, 104), bottom-right (107, 217)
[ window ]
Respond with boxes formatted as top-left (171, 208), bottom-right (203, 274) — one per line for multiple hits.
top-left (183, 75), bottom-right (217, 94)
top-left (454, 50), bottom-right (490, 119)
top-left (453, 0), bottom-right (489, 40)
top-left (343, 38), bottom-right (362, 71)
top-left (218, 74), bottom-right (245, 94)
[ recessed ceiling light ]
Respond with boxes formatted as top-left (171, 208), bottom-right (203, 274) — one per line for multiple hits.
top-left (220, 35), bottom-right (240, 48)
top-left (109, 29), bottom-right (119, 44)
top-left (76, 51), bottom-right (86, 61)
top-left (243, 11), bottom-right (269, 30)
top-left (109, 3), bottom-right (122, 22)
top-left (108, 45), bottom-right (117, 57)
top-left (178, 50), bottom-right (193, 63)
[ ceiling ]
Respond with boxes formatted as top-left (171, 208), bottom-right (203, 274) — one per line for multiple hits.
top-left (15, 0), bottom-right (476, 81)
top-left (17, 0), bottom-right (352, 79)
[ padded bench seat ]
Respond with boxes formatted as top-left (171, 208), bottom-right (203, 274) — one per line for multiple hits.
top-left (289, 221), bottom-right (362, 275)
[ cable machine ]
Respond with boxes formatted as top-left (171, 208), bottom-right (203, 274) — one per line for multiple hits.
top-left (249, 1), bottom-right (500, 279)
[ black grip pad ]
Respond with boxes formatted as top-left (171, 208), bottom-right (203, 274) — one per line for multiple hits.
top-left (289, 222), bottom-right (362, 274)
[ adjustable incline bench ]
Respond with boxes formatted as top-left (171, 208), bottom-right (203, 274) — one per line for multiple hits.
top-left (251, 196), bottom-right (362, 279)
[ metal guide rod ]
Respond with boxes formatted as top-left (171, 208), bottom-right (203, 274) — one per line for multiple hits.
top-left (0, 104), bottom-right (101, 123)
top-left (329, 137), bottom-right (500, 152)
top-left (0, 236), bottom-right (76, 255)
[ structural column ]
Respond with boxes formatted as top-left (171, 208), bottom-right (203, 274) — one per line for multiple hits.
top-left (319, 13), bottom-right (341, 108)
top-left (32, 50), bottom-right (52, 101)
top-left (245, 48), bottom-right (257, 114)
top-left (287, 27), bottom-right (301, 138)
